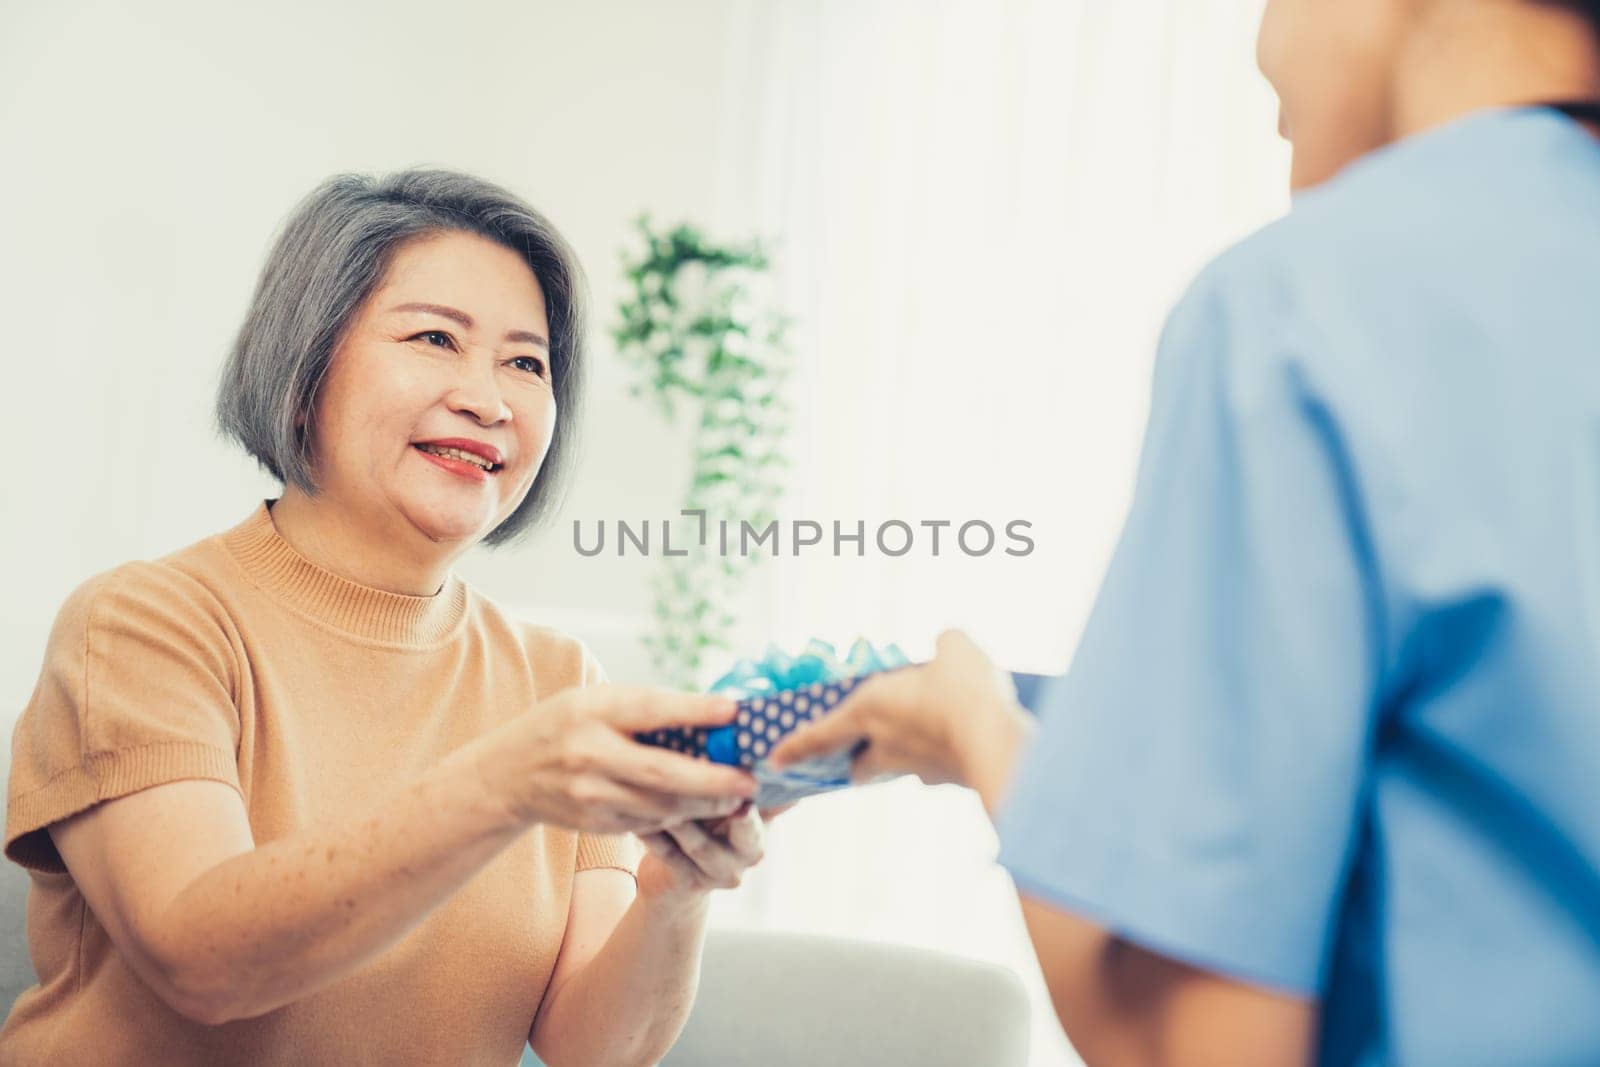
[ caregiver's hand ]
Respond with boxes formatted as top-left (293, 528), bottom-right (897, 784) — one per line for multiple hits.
top-left (768, 630), bottom-right (1034, 805)
top-left (479, 684), bottom-right (757, 836)
top-left (635, 801), bottom-right (778, 900)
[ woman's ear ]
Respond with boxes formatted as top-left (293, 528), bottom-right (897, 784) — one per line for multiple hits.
top-left (292, 411), bottom-right (316, 467)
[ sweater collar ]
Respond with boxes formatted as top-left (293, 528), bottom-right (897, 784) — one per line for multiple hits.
top-left (221, 500), bottom-right (468, 646)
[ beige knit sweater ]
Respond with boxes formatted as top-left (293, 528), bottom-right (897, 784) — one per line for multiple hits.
top-left (2, 500), bottom-right (640, 1065)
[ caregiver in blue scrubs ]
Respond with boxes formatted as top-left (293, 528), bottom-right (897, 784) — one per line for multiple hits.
top-left (771, 1), bottom-right (1600, 1063)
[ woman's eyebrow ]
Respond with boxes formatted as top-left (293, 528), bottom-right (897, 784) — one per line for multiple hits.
top-left (388, 301), bottom-right (550, 348)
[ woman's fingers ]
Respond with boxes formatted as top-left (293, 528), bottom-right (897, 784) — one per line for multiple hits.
top-left (641, 806), bottom-right (768, 896)
top-left (562, 688), bottom-right (758, 825)
top-left (599, 729), bottom-right (756, 801)
top-left (663, 820), bottom-right (746, 888)
top-left (591, 686), bottom-right (740, 733)
top-left (567, 776), bottom-right (729, 834)
top-left (698, 800), bottom-right (753, 839)
top-left (639, 832), bottom-right (708, 888)
top-left (720, 806), bottom-right (765, 865)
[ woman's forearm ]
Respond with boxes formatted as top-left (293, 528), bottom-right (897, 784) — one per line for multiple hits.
top-left (157, 738), bottom-right (527, 1023)
top-left (532, 891), bottom-right (711, 1066)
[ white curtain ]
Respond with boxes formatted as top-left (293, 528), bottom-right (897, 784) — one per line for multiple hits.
top-left (700, 2), bottom-right (1289, 1064)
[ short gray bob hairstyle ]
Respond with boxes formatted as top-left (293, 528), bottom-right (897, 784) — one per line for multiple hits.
top-left (215, 168), bottom-right (588, 547)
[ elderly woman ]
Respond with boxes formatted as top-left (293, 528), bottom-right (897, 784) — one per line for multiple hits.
top-left (775, 1), bottom-right (1600, 1065)
top-left (2, 170), bottom-right (766, 1065)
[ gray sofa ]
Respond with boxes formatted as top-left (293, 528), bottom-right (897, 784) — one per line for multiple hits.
top-left (0, 750), bottom-right (30, 1022)
top-left (657, 928), bottom-right (1031, 1066)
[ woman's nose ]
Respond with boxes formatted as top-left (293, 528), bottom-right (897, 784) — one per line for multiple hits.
top-left (446, 361), bottom-right (513, 426)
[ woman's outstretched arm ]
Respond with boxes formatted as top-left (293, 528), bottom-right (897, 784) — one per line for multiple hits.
top-left (51, 749), bottom-right (522, 1024)
top-left (48, 686), bottom-right (751, 1026)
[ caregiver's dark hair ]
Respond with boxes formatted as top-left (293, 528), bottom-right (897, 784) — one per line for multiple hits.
top-left (215, 168), bottom-right (588, 547)
top-left (1554, 0), bottom-right (1600, 31)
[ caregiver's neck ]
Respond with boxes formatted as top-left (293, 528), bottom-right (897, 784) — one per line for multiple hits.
top-left (1392, 2), bottom-right (1600, 139)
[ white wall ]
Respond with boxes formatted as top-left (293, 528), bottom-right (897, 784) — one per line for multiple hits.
top-left (1, 0), bottom-right (744, 710)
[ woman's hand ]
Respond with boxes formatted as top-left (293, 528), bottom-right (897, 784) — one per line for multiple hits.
top-left (635, 802), bottom-right (780, 902)
top-left (478, 684), bottom-right (758, 836)
top-left (768, 630), bottom-right (1033, 801)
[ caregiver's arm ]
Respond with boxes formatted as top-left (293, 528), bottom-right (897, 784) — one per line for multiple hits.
top-left (963, 719), bottom-right (1318, 1067)
top-left (49, 686), bottom-right (753, 1026)
top-left (1013, 899), bottom-right (1313, 1067)
top-left (770, 632), bottom-right (1314, 1067)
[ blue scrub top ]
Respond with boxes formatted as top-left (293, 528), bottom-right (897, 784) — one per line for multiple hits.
top-left (996, 105), bottom-right (1600, 1067)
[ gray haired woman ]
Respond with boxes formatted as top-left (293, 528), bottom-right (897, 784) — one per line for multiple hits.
top-left (2, 170), bottom-right (767, 1066)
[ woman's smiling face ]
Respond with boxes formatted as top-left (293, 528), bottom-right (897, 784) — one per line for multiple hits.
top-left (304, 229), bottom-right (557, 547)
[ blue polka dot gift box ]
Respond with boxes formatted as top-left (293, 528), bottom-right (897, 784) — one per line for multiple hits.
top-left (636, 638), bottom-right (911, 807)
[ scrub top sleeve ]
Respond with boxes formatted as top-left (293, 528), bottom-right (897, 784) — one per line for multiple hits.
top-left (995, 261), bottom-right (1384, 996)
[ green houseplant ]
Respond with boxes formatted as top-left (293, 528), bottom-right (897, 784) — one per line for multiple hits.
top-left (613, 218), bottom-right (792, 689)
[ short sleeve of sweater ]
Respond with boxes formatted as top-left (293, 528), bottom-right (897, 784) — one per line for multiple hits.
top-left (5, 561), bottom-right (242, 873)
top-left (570, 640), bottom-right (645, 878)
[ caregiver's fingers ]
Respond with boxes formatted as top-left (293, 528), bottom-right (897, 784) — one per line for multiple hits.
top-left (934, 629), bottom-right (1017, 700)
top-left (935, 627), bottom-right (995, 663)
top-left (848, 747), bottom-right (911, 786)
top-left (591, 685), bottom-right (741, 733)
top-left (767, 671), bottom-right (912, 768)
top-left (766, 706), bottom-right (865, 770)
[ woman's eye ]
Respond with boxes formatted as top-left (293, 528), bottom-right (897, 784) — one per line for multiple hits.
top-left (415, 330), bottom-right (455, 349)
top-left (512, 355), bottom-right (548, 378)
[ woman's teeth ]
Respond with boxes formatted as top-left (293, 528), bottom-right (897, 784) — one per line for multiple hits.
top-left (415, 444), bottom-right (496, 471)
